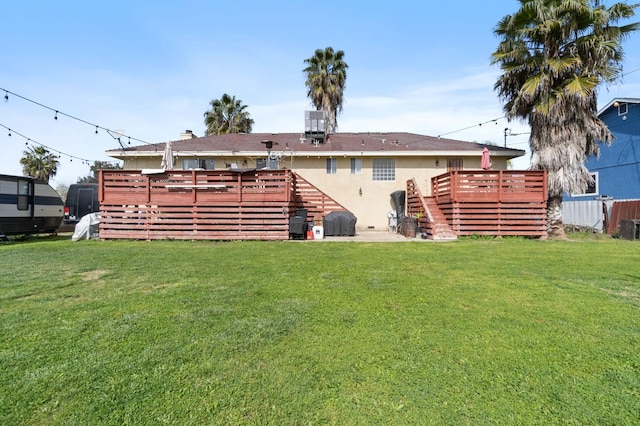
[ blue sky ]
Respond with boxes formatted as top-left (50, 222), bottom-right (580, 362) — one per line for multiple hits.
top-left (2, 0), bottom-right (639, 186)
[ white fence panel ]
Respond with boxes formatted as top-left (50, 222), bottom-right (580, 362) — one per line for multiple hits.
top-left (562, 200), bottom-right (604, 232)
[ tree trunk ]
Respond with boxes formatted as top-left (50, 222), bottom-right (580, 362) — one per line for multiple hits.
top-left (324, 106), bottom-right (337, 134)
top-left (547, 194), bottom-right (566, 239)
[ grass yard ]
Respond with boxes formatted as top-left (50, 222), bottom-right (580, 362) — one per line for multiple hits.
top-left (0, 235), bottom-right (639, 425)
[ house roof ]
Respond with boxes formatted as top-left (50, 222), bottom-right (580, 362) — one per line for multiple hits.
top-left (598, 98), bottom-right (640, 116)
top-left (106, 132), bottom-right (525, 160)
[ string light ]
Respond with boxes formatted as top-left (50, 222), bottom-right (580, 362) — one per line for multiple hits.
top-left (0, 87), bottom-right (154, 146)
top-left (0, 122), bottom-right (96, 165)
top-left (437, 117), bottom-right (504, 138)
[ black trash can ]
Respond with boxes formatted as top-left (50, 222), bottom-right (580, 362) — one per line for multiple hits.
top-left (289, 217), bottom-right (307, 239)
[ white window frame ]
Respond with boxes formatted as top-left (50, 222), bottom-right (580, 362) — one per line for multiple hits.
top-left (372, 158), bottom-right (395, 181)
top-left (572, 172), bottom-right (599, 197)
top-left (618, 103), bottom-right (628, 116)
top-left (256, 157), bottom-right (279, 170)
top-left (326, 158), bottom-right (337, 175)
top-left (350, 158), bottom-right (362, 175)
top-left (182, 159), bottom-right (215, 170)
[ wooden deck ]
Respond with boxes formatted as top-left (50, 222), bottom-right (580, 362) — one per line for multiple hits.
top-left (99, 169), bottom-right (345, 240)
top-left (413, 170), bottom-right (548, 238)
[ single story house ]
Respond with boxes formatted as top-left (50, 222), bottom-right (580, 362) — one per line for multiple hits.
top-left (106, 130), bottom-right (525, 230)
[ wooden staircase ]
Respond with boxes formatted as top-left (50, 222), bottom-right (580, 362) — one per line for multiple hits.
top-left (292, 172), bottom-right (350, 222)
top-left (423, 197), bottom-right (457, 240)
top-left (406, 179), bottom-right (457, 240)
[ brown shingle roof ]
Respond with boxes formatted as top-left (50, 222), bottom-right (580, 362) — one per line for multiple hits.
top-left (110, 132), bottom-right (524, 157)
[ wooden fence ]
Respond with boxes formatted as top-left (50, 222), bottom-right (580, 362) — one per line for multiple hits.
top-left (430, 170), bottom-right (548, 237)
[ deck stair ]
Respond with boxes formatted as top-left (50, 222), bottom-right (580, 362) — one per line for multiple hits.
top-left (291, 172), bottom-right (349, 222)
top-left (406, 178), bottom-right (456, 240)
top-left (423, 197), bottom-right (457, 240)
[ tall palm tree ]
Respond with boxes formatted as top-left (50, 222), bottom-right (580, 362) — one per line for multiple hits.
top-left (20, 145), bottom-right (59, 183)
top-left (303, 47), bottom-right (348, 134)
top-left (203, 94), bottom-right (254, 136)
top-left (492, 0), bottom-right (637, 238)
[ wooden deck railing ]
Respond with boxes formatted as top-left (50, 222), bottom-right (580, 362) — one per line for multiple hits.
top-left (432, 170), bottom-right (547, 204)
top-left (292, 173), bottom-right (348, 222)
top-left (99, 169), bottom-right (292, 206)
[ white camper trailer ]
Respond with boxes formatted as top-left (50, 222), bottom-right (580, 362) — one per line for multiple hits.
top-left (0, 174), bottom-right (64, 237)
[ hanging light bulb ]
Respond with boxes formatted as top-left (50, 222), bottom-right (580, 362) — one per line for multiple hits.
top-left (95, 126), bottom-right (99, 134)
top-left (4, 91), bottom-right (8, 101)
top-left (54, 111), bottom-right (58, 120)
top-left (7, 129), bottom-right (11, 136)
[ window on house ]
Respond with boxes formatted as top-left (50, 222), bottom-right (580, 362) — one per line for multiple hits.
top-left (572, 172), bottom-right (598, 197)
top-left (326, 158), bottom-right (337, 174)
top-left (372, 158), bottom-right (395, 181)
top-left (618, 103), bottom-right (628, 116)
top-left (256, 158), bottom-right (279, 169)
top-left (350, 158), bottom-right (362, 175)
top-left (447, 159), bottom-right (463, 171)
top-left (182, 159), bottom-right (215, 170)
top-left (17, 179), bottom-right (30, 211)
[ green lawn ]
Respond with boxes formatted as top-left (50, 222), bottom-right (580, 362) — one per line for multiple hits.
top-left (1, 235), bottom-right (639, 425)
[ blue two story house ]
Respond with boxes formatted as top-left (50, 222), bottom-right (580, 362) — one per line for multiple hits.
top-left (563, 98), bottom-right (640, 233)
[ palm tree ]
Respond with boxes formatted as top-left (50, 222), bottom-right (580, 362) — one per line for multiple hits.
top-left (203, 94), bottom-right (254, 136)
top-left (492, 0), bottom-right (637, 238)
top-left (303, 47), bottom-right (348, 134)
top-left (20, 145), bottom-right (59, 183)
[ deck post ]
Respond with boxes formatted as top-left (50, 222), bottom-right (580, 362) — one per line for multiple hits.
top-left (98, 170), bottom-right (104, 203)
top-left (146, 175), bottom-right (151, 203)
top-left (451, 171), bottom-right (457, 203)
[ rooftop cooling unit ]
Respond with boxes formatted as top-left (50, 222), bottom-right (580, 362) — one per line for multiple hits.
top-left (304, 110), bottom-right (326, 142)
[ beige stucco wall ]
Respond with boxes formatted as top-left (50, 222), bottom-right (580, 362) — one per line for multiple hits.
top-left (291, 155), bottom-right (508, 230)
top-left (119, 154), bottom-right (510, 231)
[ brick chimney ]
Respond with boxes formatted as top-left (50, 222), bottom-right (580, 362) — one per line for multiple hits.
top-left (180, 130), bottom-right (196, 140)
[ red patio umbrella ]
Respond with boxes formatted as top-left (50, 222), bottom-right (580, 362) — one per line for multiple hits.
top-left (481, 147), bottom-right (491, 170)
